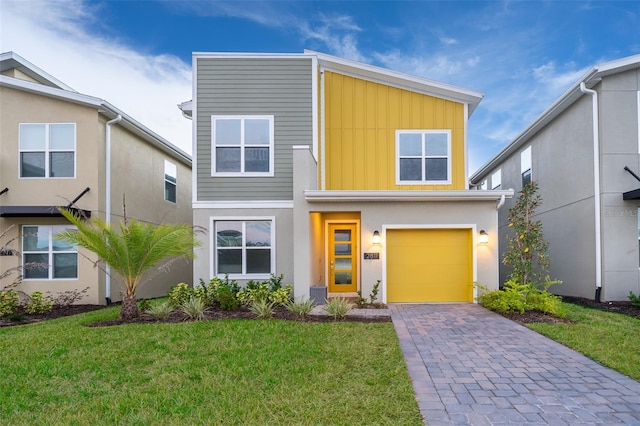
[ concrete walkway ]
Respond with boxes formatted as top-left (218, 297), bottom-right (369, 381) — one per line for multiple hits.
top-left (390, 303), bottom-right (640, 425)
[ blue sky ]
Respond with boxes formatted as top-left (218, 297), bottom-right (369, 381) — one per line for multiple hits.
top-left (1, 1), bottom-right (639, 173)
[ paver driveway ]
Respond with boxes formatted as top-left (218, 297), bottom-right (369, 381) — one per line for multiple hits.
top-left (390, 303), bottom-right (640, 425)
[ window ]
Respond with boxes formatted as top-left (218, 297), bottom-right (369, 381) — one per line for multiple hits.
top-left (211, 116), bottom-right (274, 176)
top-left (164, 160), bottom-right (177, 203)
top-left (19, 123), bottom-right (75, 178)
top-left (521, 146), bottom-right (532, 187)
top-left (22, 225), bottom-right (78, 279)
top-left (396, 130), bottom-right (451, 184)
top-left (491, 170), bottom-right (502, 190)
top-left (213, 219), bottom-right (274, 277)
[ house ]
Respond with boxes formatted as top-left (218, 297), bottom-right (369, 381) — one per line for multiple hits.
top-left (0, 52), bottom-right (192, 305)
top-left (182, 51), bottom-right (513, 303)
top-left (470, 54), bottom-right (640, 302)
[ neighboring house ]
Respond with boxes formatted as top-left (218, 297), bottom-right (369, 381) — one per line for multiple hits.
top-left (0, 52), bottom-right (192, 305)
top-left (182, 51), bottom-right (513, 303)
top-left (470, 54), bottom-right (640, 302)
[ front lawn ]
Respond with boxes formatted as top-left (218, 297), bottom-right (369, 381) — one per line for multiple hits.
top-left (0, 307), bottom-right (422, 425)
top-left (527, 302), bottom-right (640, 381)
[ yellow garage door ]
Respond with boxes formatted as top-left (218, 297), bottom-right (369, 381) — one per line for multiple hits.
top-left (386, 229), bottom-right (472, 302)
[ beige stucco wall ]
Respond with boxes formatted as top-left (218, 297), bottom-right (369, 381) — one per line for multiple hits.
top-left (1, 85), bottom-right (192, 304)
top-left (0, 86), bottom-right (101, 211)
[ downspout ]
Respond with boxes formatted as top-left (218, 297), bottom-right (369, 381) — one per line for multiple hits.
top-left (496, 194), bottom-right (506, 210)
top-left (580, 82), bottom-right (603, 302)
top-left (105, 114), bottom-right (122, 305)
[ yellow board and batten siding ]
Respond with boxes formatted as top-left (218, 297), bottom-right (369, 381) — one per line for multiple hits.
top-left (323, 71), bottom-right (466, 191)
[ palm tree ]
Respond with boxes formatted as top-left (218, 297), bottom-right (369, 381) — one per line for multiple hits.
top-left (57, 208), bottom-right (199, 320)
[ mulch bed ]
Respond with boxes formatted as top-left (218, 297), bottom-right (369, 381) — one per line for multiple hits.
top-left (0, 304), bottom-right (106, 328)
top-left (2, 296), bottom-right (638, 328)
top-left (501, 296), bottom-right (640, 325)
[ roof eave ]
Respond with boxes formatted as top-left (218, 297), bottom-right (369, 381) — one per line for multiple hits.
top-left (307, 50), bottom-right (484, 117)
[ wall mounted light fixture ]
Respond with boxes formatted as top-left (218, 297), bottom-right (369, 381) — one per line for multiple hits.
top-left (372, 230), bottom-right (381, 245)
top-left (478, 230), bottom-right (489, 245)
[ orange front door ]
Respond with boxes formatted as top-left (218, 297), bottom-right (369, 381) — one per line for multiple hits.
top-left (328, 223), bottom-right (358, 293)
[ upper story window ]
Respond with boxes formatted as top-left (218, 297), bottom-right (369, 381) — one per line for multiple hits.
top-left (19, 123), bottom-right (76, 178)
top-left (23, 225), bottom-right (78, 280)
top-left (211, 116), bottom-right (274, 177)
top-left (164, 160), bottom-right (177, 203)
top-left (491, 169), bottom-right (502, 190)
top-left (521, 146), bottom-right (532, 187)
top-left (396, 130), bottom-right (451, 184)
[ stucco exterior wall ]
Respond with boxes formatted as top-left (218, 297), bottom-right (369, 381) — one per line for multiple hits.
top-left (472, 67), bottom-right (640, 301)
top-left (599, 69), bottom-right (640, 300)
top-left (1, 85), bottom-right (193, 304)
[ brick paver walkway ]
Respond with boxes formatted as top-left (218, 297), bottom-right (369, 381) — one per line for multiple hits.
top-left (390, 303), bottom-right (640, 425)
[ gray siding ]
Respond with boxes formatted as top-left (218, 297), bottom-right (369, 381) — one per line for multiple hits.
top-left (196, 57), bottom-right (313, 201)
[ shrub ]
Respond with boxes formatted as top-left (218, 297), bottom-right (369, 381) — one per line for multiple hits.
top-left (238, 283), bottom-right (269, 305)
top-left (217, 285), bottom-right (239, 311)
top-left (286, 298), bottom-right (314, 318)
top-left (137, 299), bottom-right (152, 313)
top-left (147, 302), bottom-right (174, 320)
top-left (477, 279), bottom-right (564, 316)
top-left (0, 290), bottom-right (20, 317)
top-left (267, 273), bottom-right (284, 291)
top-left (24, 291), bottom-right (53, 314)
top-left (268, 285), bottom-right (292, 306)
top-left (629, 291), bottom-right (640, 307)
top-left (194, 278), bottom-right (219, 306)
top-left (249, 299), bottom-right (275, 319)
top-left (323, 297), bottom-right (352, 320)
top-left (47, 287), bottom-right (90, 306)
top-left (168, 283), bottom-right (194, 307)
top-left (181, 296), bottom-right (206, 321)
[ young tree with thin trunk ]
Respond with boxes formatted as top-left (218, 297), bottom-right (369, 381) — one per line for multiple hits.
top-left (503, 181), bottom-right (550, 286)
top-left (57, 208), bottom-right (199, 320)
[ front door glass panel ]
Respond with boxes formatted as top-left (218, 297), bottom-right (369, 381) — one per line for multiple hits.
top-left (328, 224), bottom-right (357, 292)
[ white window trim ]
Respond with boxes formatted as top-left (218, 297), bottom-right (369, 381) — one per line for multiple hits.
top-left (209, 216), bottom-right (276, 280)
top-left (22, 225), bottom-right (78, 280)
top-left (18, 123), bottom-right (76, 179)
top-left (491, 169), bottom-right (502, 190)
top-left (395, 129), bottom-right (452, 185)
top-left (480, 180), bottom-right (487, 190)
top-left (164, 160), bottom-right (177, 203)
top-left (211, 115), bottom-right (275, 177)
top-left (521, 146), bottom-right (532, 186)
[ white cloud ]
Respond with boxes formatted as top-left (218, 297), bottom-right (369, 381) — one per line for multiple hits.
top-left (0, 0), bottom-right (193, 154)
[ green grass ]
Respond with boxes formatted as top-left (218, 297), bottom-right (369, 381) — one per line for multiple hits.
top-left (527, 302), bottom-right (640, 381)
top-left (0, 307), bottom-right (422, 426)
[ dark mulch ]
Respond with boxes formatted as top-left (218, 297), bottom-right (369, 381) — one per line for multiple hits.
top-left (561, 296), bottom-right (640, 318)
top-left (87, 305), bottom-right (390, 327)
top-left (4, 296), bottom-right (637, 328)
top-left (0, 304), bottom-right (106, 328)
top-left (500, 296), bottom-right (640, 325)
top-left (0, 303), bottom-right (389, 328)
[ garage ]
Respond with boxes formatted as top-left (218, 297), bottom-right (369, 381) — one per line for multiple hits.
top-left (386, 228), bottom-right (473, 302)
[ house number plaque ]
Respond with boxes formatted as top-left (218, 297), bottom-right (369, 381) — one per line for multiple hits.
top-left (363, 253), bottom-right (380, 260)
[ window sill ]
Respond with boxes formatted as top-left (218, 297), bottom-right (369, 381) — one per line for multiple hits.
top-left (214, 273), bottom-right (273, 281)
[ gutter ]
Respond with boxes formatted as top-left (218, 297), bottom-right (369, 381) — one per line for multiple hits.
top-left (579, 82), bottom-right (603, 302)
top-left (105, 114), bottom-right (122, 305)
